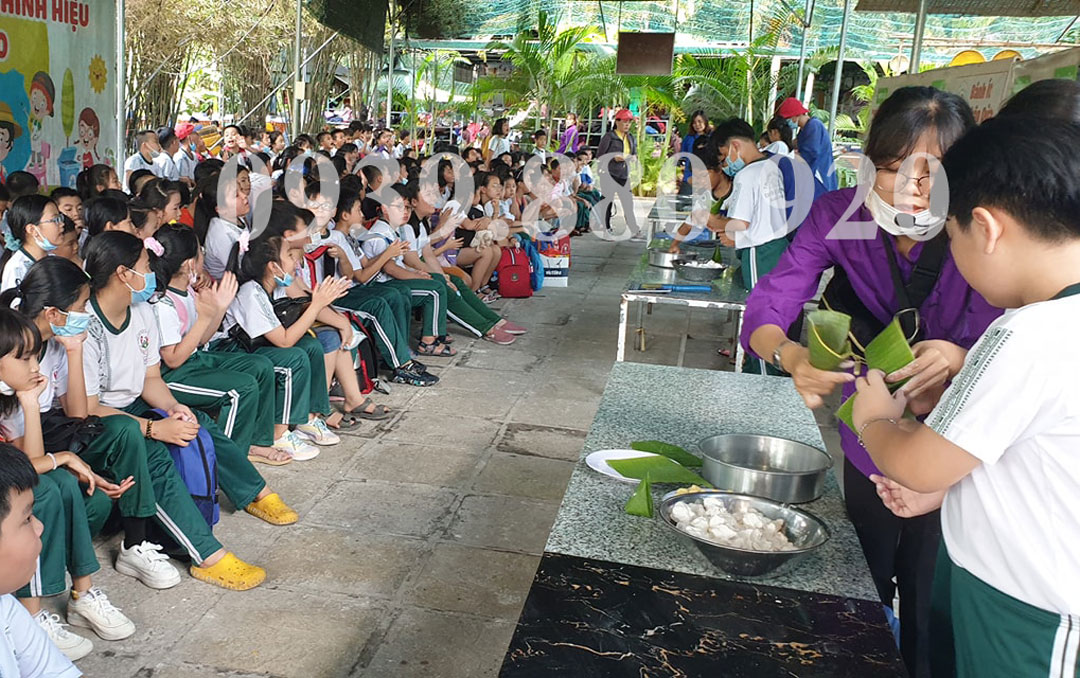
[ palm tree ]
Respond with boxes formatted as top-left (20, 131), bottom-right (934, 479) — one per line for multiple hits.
top-left (834, 60), bottom-right (891, 139)
top-left (477, 10), bottom-right (602, 131)
top-left (413, 49), bottom-right (471, 149)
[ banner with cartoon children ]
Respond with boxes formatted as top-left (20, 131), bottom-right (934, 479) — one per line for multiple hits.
top-left (0, 0), bottom-right (116, 188)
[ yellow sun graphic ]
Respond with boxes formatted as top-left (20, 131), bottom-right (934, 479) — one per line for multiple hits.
top-left (89, 55), bottom-right (107, 95)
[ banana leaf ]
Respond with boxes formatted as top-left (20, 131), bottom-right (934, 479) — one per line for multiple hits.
top-left (624, 475), bottom-right (654, 517)
top-left (836, 318), bottom-right (916, 433)
top-left (807, 310), bottom-right (853, 371)
top-left (630, 440), bottom-right (702, 467)
top-left (608, 456), bottom-right (712, 486)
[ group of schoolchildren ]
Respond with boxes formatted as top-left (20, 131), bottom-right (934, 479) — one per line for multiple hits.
top-left (0, 117), bottom-right (624, 673)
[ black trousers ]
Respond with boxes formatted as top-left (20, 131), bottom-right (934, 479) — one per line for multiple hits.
top-left (843, 456), bottom-right (942, 678)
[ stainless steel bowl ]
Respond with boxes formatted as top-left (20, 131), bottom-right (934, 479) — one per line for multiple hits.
top-left (647, 246), bottom-right (697, 269)
top-left (673, 259), bottom-right (724, 282)
top-left (658, 490), bottom-right (830, 577)
top-left (698, 434), bottom-right (831, 504)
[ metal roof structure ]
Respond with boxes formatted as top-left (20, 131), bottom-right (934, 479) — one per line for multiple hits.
top-left (856, 0), bottom-right (1080, 17)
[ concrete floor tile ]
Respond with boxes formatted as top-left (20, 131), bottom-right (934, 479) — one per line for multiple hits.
top-left (446, 495), bottom-right (559, 553)
top-left (261, 525), bottom-right (426, 598)
top-left (528, 374), bottom-right (606, 403)
top-left (167, 588), bottom-right (383, 677)
top-left (456, 346), bottom-right (545, 372)
top-left (409, 386), bottom-right (520, 420)
top-left (432, 367), bottom-right (533, 393)
top-left (472, 452), bottom-right (575, 501)
top-left (363, 608), bottom-right (516, 678)
top-left (509, 394), bottom-right (599, 431)
top-left (381, 412), bottom-right (502, 449)
top-left (497, 423), bottom-right (588, 462)
top-left (346, 441), bottom-right (483, 488)
top-left (306, 480), bottom-right (457, 537)
top-left (405, 544), bottom-right (539, 619)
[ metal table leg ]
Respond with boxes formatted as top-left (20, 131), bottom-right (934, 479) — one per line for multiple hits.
top-left (617, 295), bottom-right (629, 362)
top-left (635, 301), bottom-right (648, 352)
top-left (677, 308), bottom-right (693, 367)
top-left (733, 309), bottom-right (746, 373)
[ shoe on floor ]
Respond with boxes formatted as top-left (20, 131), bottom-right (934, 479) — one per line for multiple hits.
top-left (115, 541), bottom-right (181, 589)
top-left (245, 492), bottom-right (299, 526)
top-left (35, 610), bottom-right (93, 661)
top-left (274, 431), bottom-right (319, 460)
top-left (295, 417), bottom-right (340, 445)
top-left (189, 553), bottom-right (265, 591)
top-left (329, 380), bottom-right (345, 402)
top-left (68, 587), bottom-right (136, 641)
top-left (484, 327), bottom-right (516, 345)
top-left (499, 320), bottom-right (527, 335)
top-left (392, 364), bottom-right (439, 386)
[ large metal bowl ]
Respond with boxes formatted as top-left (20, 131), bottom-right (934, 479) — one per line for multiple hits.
top-left (698, 434), bottom-right (832, 504)
top-left (673, 259), bottom-right (724, 282)
top-left (647, 246), bottom-right (696, 269)
top-left (658, 490), bottom-right (830, 577)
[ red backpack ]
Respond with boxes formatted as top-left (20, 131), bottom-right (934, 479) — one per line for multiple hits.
top-left (495, 247), bottom-right (533, 298)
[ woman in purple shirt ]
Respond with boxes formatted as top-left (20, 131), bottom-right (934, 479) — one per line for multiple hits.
top-left (556, 113), bottom-right (581, 155)
top-left (741, 87), bottom-right (1001, 678)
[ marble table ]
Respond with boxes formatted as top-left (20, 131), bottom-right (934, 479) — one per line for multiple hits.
top-left (500, 363), bottom-right (903, 677)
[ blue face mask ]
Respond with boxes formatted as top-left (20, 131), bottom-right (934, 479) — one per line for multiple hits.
top-left (50, 309), bottom-right (91, 337)
top-left (787, 119), bottom-right (799, 133)
top-left (723, 149), bottom-right (746, 177)
top-left (31, 223), bottom-right (58, 253)
top-left (273, 265), bottom-right (293, 288)
top-left (125, 268), bottom-right (157, 304)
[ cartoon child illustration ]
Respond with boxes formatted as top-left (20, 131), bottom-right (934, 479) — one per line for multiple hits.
top-left (28, 71), bottom-right (55, 175)
top-left (0, 102), bottom-right (23, 184)
top-left (77, 107), bottom-right (101, 169)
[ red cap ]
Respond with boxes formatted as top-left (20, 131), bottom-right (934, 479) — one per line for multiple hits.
top-left (175, 122), bottom-right (195, 141)
top-left (777, 97), bottom-right (809, 119)
top-left (614, 108), bottom-right (634, 121)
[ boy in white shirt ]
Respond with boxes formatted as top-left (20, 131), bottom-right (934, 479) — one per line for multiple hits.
top-left (710, 118), bottom-right (792, 294)
top-left (0, 445), bottom-right (82, 677)
top-left (853, 116), bottom-right (1080, 678)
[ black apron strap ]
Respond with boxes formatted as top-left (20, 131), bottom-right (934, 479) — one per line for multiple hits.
top-left (882, 231), bottom-right (948, 341)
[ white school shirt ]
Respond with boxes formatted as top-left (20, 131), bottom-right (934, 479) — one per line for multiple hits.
top-left (173, 149), bottom-right (196, 181)
top-left (153, 152), bottom-right (180, 181)
top-left (155, 286), bottom-right (199, 348)
top-left (763, 141), bottom-right (792, 157)
top-left (399, 221), bottom-right (431, 253)
top-left (204, 217), bottom-right (244, 281)
top-left (304, 227), bottom-right (363, 284)
top-left (0, 594), bottom-right (81, 678)
top-left (83, 299), bottom-right (160, 409)
top-left (359, 220), bottom-right (404, 284)
top-left (0, 340), bottom-right (67, 440)
top-left (123, 153), bottom-right (157, 190)
top-left (721, 158), bottom-right (790, 250)
top-left (488, 135), bottom-right (511, 157)
top-left (1, 248), bottom-right (38, 293)
top-left (927, 294), bottom-right (1080, 615)
top-left (223, 281), bottom-right (284, 338)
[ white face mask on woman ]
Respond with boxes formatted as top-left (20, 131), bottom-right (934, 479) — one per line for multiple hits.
top-left (864, 188), bottom-right (943, 238)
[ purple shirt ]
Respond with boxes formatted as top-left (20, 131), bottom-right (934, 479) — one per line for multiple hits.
top-left (740, 188), bottom-right (1003, 478)
top-left (557, 125), bottom-right (580, 155)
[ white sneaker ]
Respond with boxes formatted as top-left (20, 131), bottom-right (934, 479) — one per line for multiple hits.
top-left (35, 610), bottom-right (93, 661)
top-left (68, 587), bottom-right (136, 641)
top-left (295, 418), bottom-right (340, 446)
top-left (273, 431), bottom-right (320, 461)
top-left (115, 541), bottom-right (181, 589)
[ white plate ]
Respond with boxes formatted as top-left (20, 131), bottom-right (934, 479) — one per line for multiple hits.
top-left (585, 449), bottom-right (659, 483)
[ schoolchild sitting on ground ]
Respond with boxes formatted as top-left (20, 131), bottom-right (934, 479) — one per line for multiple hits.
top-left (1, 195), bottom-right (64, 294)
top-left (214, 204), bottom-right (350, 452)
top-left (146, 224), bottom-right (297, 464)
top-left (83, 232), bottom-right (295, 589)
top-left (0, 306), bottom-right (133, 661)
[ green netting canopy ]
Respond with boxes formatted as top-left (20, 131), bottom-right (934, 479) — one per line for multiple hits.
top-left (418, 0), bottom-right (1080, 63)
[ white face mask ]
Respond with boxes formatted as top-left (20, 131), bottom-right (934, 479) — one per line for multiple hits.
top-left (864, 188), bottom-right (944, 238)
top-left (0, 380), bottom-right (14, 396)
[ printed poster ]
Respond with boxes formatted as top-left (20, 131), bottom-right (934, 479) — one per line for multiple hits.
top-left (0, 0), bottom-right (117, 187)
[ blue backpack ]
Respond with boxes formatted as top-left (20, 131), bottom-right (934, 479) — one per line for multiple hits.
top-left (150, 409), bottom-right (219, 527)
top-left (516, 234), bottom-right (545, 291)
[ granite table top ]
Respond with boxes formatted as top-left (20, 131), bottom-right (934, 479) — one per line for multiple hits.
top-left (544, 362), bottom-right (879, 602)
top-left (500, 553), bottom-right (905, 677)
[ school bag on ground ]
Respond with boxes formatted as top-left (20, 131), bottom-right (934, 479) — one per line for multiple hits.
top-left (150, 409), bottom-right (219, 527)
top-left (495, 247), bottom-right (533, 298)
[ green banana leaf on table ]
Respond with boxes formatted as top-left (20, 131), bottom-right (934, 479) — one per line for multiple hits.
top-left (624, 476), bottom-right (654, 517)
top-left (630, 440), bottom-right (702, 467)
top-left (607, 456), bottom-right (712, 486)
